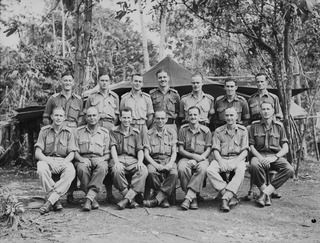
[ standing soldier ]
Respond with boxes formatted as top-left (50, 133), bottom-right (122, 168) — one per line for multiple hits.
top-left (42, 71), bottom-right (82, 203)
top-left (248, 73), bottom-right (283, 122)
top-left (178, 106), bottom-right (212, 210)
top-left (249, 102), bottom-right (294, 207)
top-left (207, 107), bottom-right (249, 212)
top-left (214, 79), bottom-right (250, 129)
top-left (43, 71), bottom-right (83, 128)
top-left (142, 110), bottom-right (178, 208)
top-left (110, 108), bottom-right (148, 210)
top-left (120, 73), bottom-right (154, 136)
top-left (150, 69), bottom-right (180, 129)
top-left (35, 107), bottom-right (76, 215)
top-left (74, 107), bottom-right (110, 211)
top-left (179, 73), bottom-right (214, 127)
top-left (84, 69), bottom-right (119, 203)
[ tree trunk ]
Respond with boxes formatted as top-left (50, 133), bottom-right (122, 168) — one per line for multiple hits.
top-left (138, 0), bottom-right (150, 71)
top-left (52, 12), bottom-right (56, 52)
top-left (60, 0), bottom-right (66, 58)
top-left (159, 0), bottom-right (168, 60)
top-left (74, 0), bottom-right (83, 94)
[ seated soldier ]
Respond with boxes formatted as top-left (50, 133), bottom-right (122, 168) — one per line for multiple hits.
top-left (178, 106), bottom-right (212, 210)
top-left (142, 110), bottom-right (178, 208)
top-left (74, 107), bottom-right (110, 211)
top-left (35, 107), bottom-right (76, 215)
top-left (249, 102), bottom-right (294, 207)
top-left (207, 107), bottom-right (249, 212)
top-left (110, 107), bottom-right (148, 210)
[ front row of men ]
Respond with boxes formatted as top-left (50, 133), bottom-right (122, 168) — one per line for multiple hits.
top-left (35, 102), bottom-right (294, 215)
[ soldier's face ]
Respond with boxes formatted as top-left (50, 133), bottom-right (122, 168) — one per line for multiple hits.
top-left (61, 75), bottom-right (74, 91)
top-left (261, 103), bottom-right (274, 119)
top-left (99, 75), bottom-right (110, 91)
top-left (255, 75), bottom-right (267, 90)
top-left (132, 75), bottom-right (143, 91)
top-left (224, 81), bottom-right (237, 96)
top-left (86, 108), bottom-right (99, 126)
top-left (188, 108), bottom-right (200, 124)
top-left (154, 111), bottom-right (167, 128)
top-left (51, 109), bottom-right (65, 126)
top-left (157, 71), bottom-right (170, 88)
top-left (192, 76), bottom-right (203, 92)
top-left (225, 109), bottom-right (237, 125)
top-left (120, 111), bottom-right (132, 127)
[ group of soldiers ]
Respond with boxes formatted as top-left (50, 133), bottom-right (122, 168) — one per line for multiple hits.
top-left (35, 69), bottom-right (294, 215)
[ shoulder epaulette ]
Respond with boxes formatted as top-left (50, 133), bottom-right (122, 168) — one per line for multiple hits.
top-left (109, 90), bottom-right (119, 98)
top-left (132, 127), bottom-right (140, 134)
top-left (100, 127), bottom-right (110, 134)
top-left (216, 95), bottom-right (225, 102)
top-left (204, 93), bottom-right (214, 100)
top-left (121, 92), bottom-right (130, 98)
top-left (62, 126), bottom-right (72, 133)
top-left (147, 128), bottom-right (155, 135)
top-left (165, 127), bottom-right (177, 136)
top-left (274, 120), bottom-right (284, 127)
top-left (268, 92), bottom-right (279, 99)
top-left (73, 93), bottom-right (81, 100)
top-left (41, 125), bottom-right (51, 130)
top-left (249, 92), bottom-right (259, 98)
top-left (142, 92), bottom-right (150, 98)
top-left (251, 120), bottom-right (260, 124)
top-left (149, 88), bottom-right (157, 94)
top-left (169, 88), bottom-right (178, 93)
top-left (215, 125), bottom-right (225, 133)
top-left (52, 93), bottom-right (60, 98)
top-left (236, 95), bottom-right (247, 101)
top-left (199, 124), bottom-right (210, 133)
top-left (237, 124), bottom-right (247, 131)
top-left (180, 123), bottom-right (189, 129)
top-left (77, 125), bottom-right (86, 130)
top-left (181, 93), bottom-right (191, 99)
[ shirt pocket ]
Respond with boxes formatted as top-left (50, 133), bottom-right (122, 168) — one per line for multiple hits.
top-left (150, 140), bottom-right (160, 154)
top-left (199, 101), bottom-right (210, 114)
top-left (166, 97), bottom-right (176, 113)
top-left (253, 131), bottom-right (265, 146)
top-left (269, 132), bottom-right (280, 150)
top-left (44, 136), bottom-right (55, 153)
top-left (93, 139), bottom-right (104, 155)
top-left (58, 138), bottom-right (68, 155)
top-left (195, 140), bottom-right (206, 154)
top-left (68, 102), bottom-right (81, 120)
top-left (78, 139), bottom-right (89, 153)
top-left (127, 140), bottom-right (136, 156)
top-left (220, 141), bottom-right (229, 156)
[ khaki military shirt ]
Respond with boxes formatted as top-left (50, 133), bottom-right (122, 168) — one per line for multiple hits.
top-left (76, 125), bottom-right (110, 157)
top-left (120, 90), bottom-right (154, 121)
top-left (43, 93), bottom-right (83, 125)
top-left (179, 92), bottom-right (214, 123)
top-left (85, 90), bottom-right (119, 121)
top-left (149, 88), bottom-right (180, 119)
top-left (178, 124), bottom-right (212, 154)
top-left (35, 125), bottom-right (77, 157)
top-left (248, 91), bottom-right (283, 121)
top-left (110, 126), bottom-right (143, 157)
top-left (249, 119), bottom-right (288, 153)
top-left (145, 127), bottom-right (177, 160)
top-left (214, 94), bottom-right (250, 125)
top-left (212, 124), bottom-right (249, 156)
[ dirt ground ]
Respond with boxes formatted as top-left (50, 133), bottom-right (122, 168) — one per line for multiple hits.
top-left (1, 159), bottom-right (319, 243)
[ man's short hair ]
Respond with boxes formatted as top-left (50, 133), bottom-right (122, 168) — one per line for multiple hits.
top-left (98, 68), bottom-right (112, 80)
top-left (255, 72), bottom-right (267, 79)
top-left (225, 107), bottom-right (237, 115)
top-left (52, 106), bottom-right (65, 115)
top-left (260, 101), bottom-right (274, 108)
top-left (224, 79), bottom-right (238, 86)
top-left (120, 107), bottom-right (133, 116)
top-left (86, 106), bottom-right (99, 115)
top-left (188, 106), bottom-right (201, 114)
top-left (154, 110), bottom-right (167, 117)
top-left (131, 73), bottom-right (143, 79)
top-left (61, 71), bottom-right (74, 79)
top-left (192, 72), bottom-right (204, 80)
top-left (156, 69), bottom-right (169, 77)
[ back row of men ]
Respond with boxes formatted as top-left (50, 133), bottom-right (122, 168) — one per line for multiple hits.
top-left (35, 70), bottom-right (293, 215)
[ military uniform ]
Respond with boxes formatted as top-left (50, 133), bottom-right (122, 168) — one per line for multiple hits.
top-left (110, 126), bottom-right (148, 201)
top-left (35, 125), bottom-right (77, 205)
top-left (248, 91), bottom-right (283, 122)
top-left (249, 119), bottom-right (294, 190)
top-left (214, 94), bottom-right (250, 128)
top-left (74, 125), bottom-right (110, 201)
top-left (145, 127), bottom-right (178, 201)
top-left (149, 87), bottom-right (180, 126)
top-left (179, 92), bottom-right (214, 125)
top-left (43, 93), bottom-right (83, 128)
top-left (207, 124), bottom-right (249, 199)
top-left (177, 124), bottom-right (212, 194)
top-left (85, 90), bottom-right (119, 131)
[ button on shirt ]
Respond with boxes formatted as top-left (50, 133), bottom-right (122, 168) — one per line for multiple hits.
top-left (150, 88), bottom-right (180, 119)
top-left (110, 126), bottom-right (143, 157)
top-left (178, 124), bottom-right (212, 154)
top-left (249, 119), bottom-right (288, 153)
top-left (180, 92), bottom-right (214, 123)
top-left (145, 127), bottom-right (177, 160)
top-left (212, 124), bottom-right (249, 156)
top-left (85, 90), bottom-right (119, 121)
top-left (35, 125), bottom-right (77, 157)
top-left (215, 95), bottom-right (250, 125)
top-left (43, 93), bottom-right (83, 124)
top-left (76, 125), bottom-right (110, 157)
top-left (120, 91), bottom-right (154, 121)
top-left (248, 91), bottom-right (283, 121)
